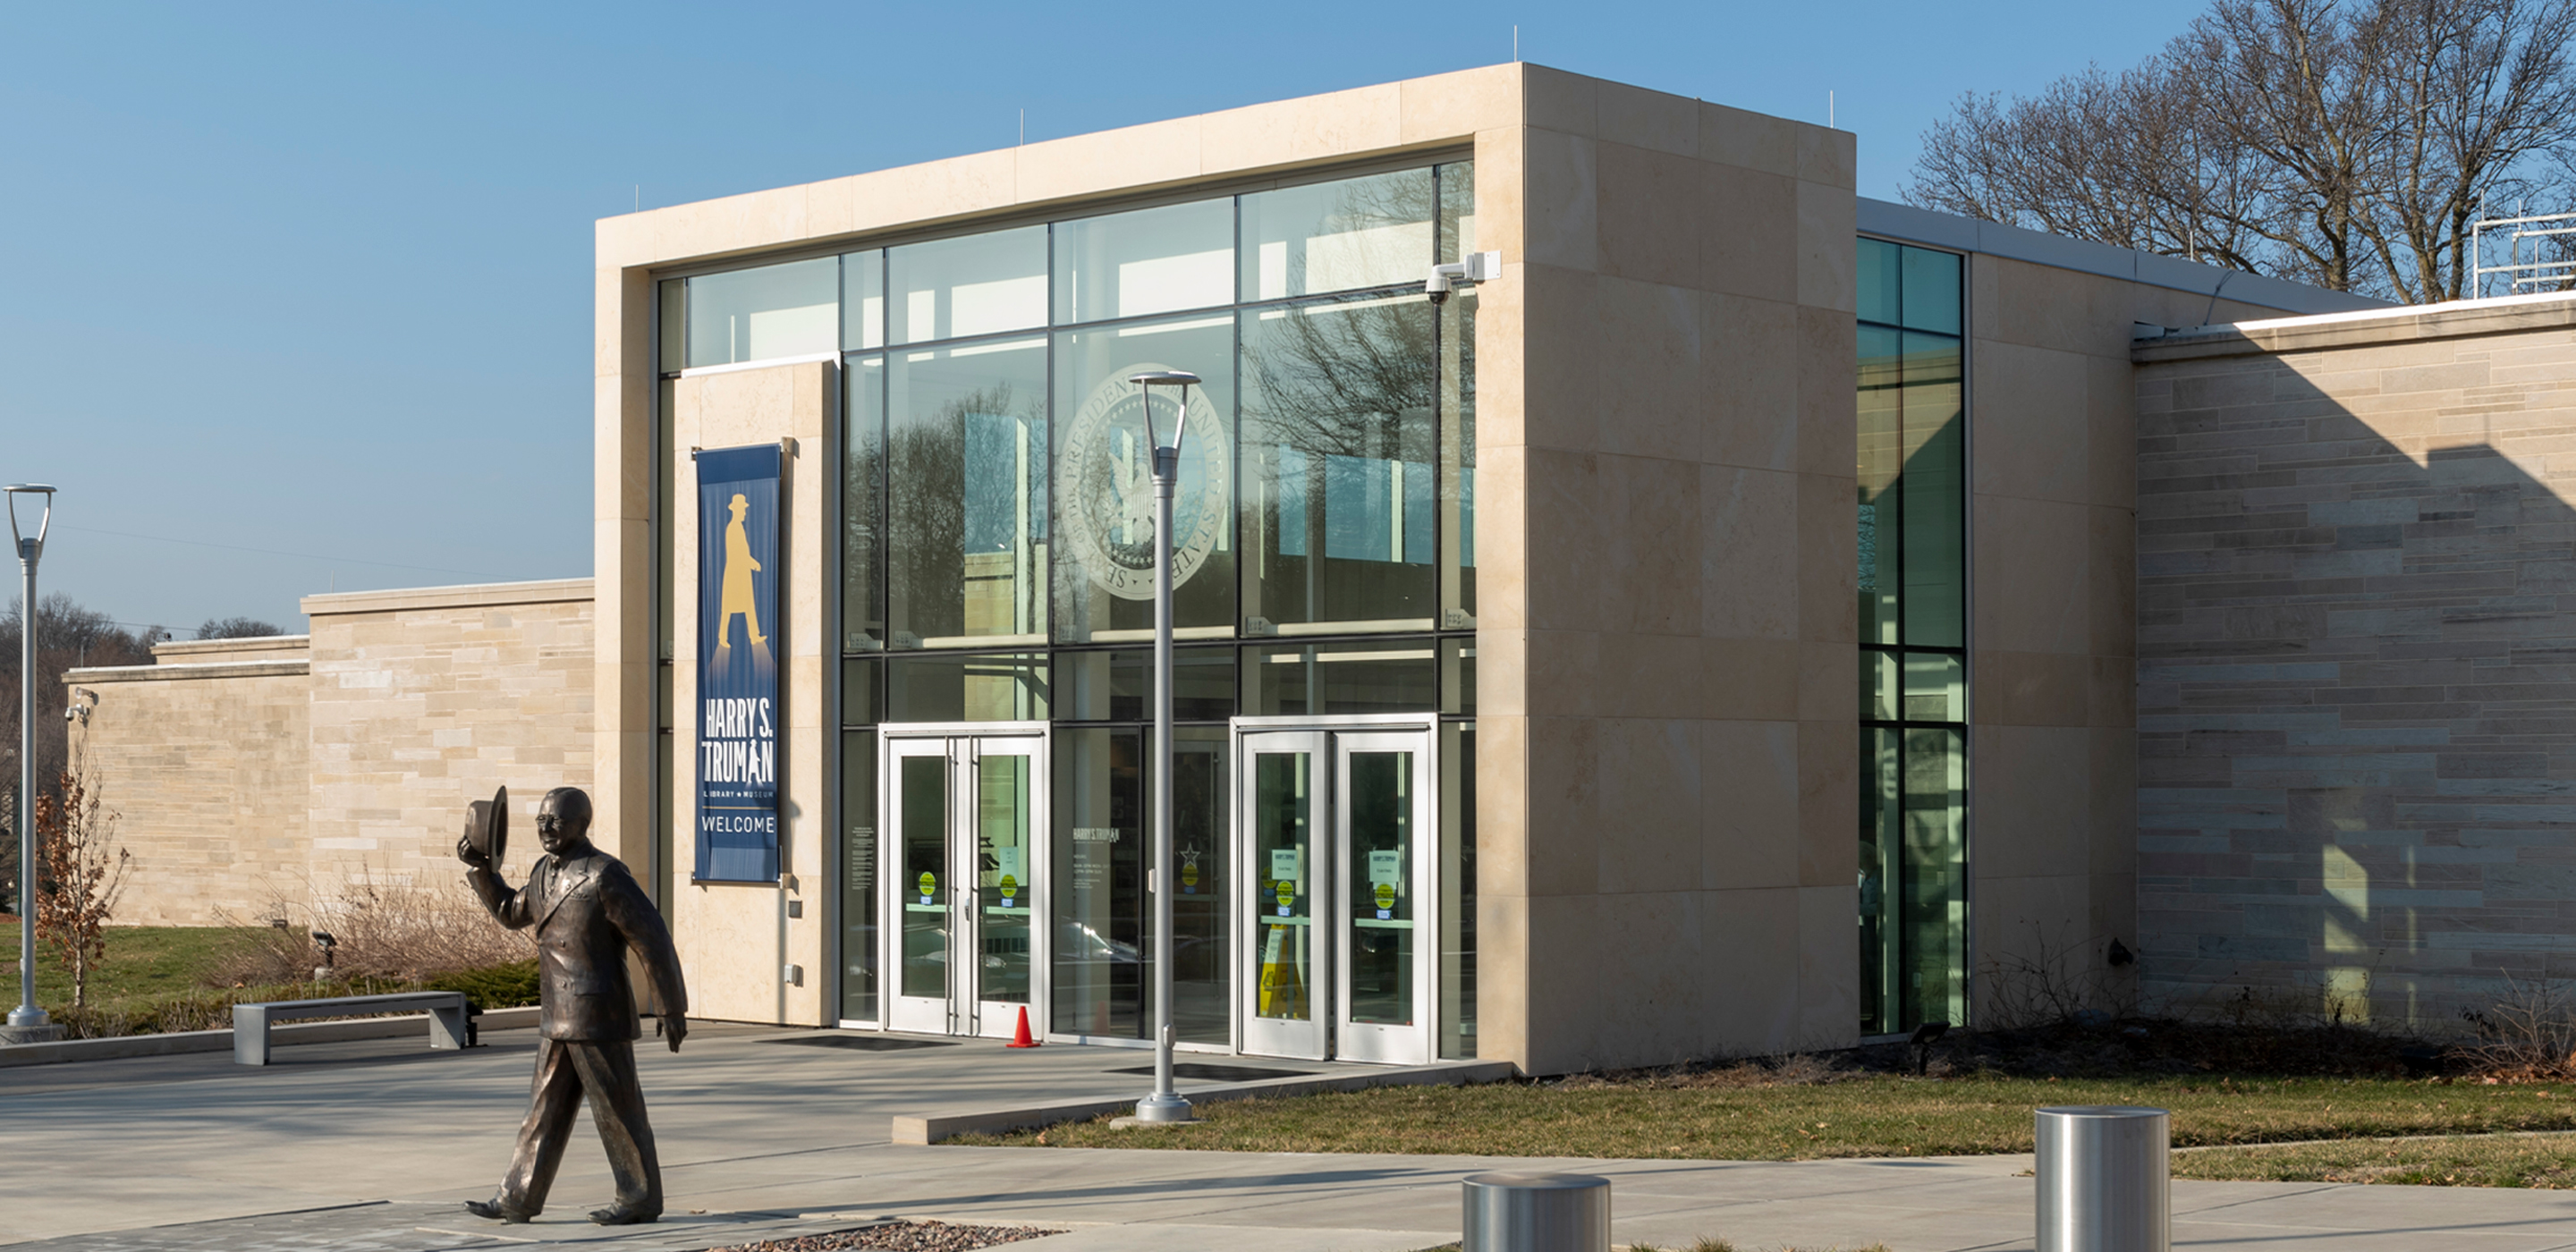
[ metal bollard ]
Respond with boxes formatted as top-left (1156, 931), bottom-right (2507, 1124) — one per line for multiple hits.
top-left (2036, 1105), bottom-right (2169, 1252)
top-left (1462, 1172), bottom-right (1610, 1252)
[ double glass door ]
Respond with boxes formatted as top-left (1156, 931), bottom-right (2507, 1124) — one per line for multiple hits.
top-left (886, 732), bottom-right (1046, 1037)
top-left (1238, 726), bottom-right (1436, 1064)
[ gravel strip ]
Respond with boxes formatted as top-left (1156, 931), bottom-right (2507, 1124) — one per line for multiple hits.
top-left (703, 1219), bottom-right (1064, 1251)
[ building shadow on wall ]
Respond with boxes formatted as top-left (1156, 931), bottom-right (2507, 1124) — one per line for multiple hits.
top-left (2138, 351), bottom-right (2576, 1035)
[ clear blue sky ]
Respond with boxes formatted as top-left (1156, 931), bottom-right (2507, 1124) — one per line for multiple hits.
top-left (2, 1), bottom-right (2196, 635)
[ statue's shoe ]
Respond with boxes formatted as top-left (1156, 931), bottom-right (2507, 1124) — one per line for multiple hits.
top-left (590, 1205), bottom-right (661, 1225)
top-left (464, 1198), bottom-right (533, 1223)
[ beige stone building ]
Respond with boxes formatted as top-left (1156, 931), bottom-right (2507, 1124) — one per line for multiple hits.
top-left (102, 63), bottom-right (2542, 1075)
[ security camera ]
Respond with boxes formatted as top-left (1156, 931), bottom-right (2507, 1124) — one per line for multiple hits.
top-left (1424, 251), bottom-right (1502, 305)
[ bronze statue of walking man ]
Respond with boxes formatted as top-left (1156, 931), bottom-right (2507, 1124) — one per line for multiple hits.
top-left (456, 786), bottom-right (689, 1225)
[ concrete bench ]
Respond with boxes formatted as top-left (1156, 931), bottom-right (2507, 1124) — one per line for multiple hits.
top-left (233, 992), bottom-right (470, 1065)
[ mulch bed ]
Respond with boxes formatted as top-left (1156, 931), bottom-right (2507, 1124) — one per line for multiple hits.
top-left (703, 1219), bottom-right (1063, 1251)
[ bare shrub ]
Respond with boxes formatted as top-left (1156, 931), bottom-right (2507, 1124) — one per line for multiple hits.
top-left (1979, 921), bottom-right (2131, 1029)
top-left (2453, 972), bottom-right (2576, 1081)
top-left (209, 862), bottom-right (527, 989)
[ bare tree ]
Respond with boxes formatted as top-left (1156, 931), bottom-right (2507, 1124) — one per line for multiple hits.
top-left (32, 735), bottom-right (130, 1010)
top-left (194, 616), bottom-right (283, 639)
top-left (1908, 0), bottom-right (2576, 302)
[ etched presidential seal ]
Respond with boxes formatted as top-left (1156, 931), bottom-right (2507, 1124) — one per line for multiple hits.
top-left (1055, 364), bottom-right (1229, 600)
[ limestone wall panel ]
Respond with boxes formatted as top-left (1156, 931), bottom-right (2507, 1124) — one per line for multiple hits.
top-left (665, 362), bottom-right (834, 1028)
top-left (301, 582), bottom-right (597, 901)
top-left (1494, 71), bottom-right (1865, 1073)
top-left (2132, 300), bottom-right (2576, 1028)
top-left (70, 652), bottom-right (312, 926)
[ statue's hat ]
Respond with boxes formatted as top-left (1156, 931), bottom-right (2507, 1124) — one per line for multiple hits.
top-left (465, 784), bottom-right (509, 867)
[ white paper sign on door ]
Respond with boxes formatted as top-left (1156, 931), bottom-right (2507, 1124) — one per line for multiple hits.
top-left (996, 846), bottom-right (1026, 905)
top-left (1368, 850), bottom-right (1402, 892)
top-left (1368, 850), bottom-right (1402, 919)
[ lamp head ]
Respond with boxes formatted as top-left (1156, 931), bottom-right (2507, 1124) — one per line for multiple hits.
top-left (4, 484), bottom-right (55, 558)
top-left (1126, 370), bottom-right (1202, 457)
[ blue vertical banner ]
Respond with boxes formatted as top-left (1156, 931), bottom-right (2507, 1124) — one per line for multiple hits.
top-left (696, 444), bottom-right (783, 883)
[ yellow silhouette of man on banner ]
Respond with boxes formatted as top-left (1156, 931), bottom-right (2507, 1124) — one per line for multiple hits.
top-left (717, 493), bottom-right (766, 651)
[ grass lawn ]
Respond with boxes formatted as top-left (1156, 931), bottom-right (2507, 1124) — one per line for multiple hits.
top-left (0, 920), bottom-right (265, 1017)
top-left (2175, 1132), bottom-right (2576, 1188)
top-left (960, 1074), bottom-right (2576, 1165)
top-left (0, 921), bottom-right (537, 1036)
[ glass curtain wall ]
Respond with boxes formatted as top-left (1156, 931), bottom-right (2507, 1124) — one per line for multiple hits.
top-left (1857, 239), bottom-right (1967, 1036)
top-left (653, 160), bottom-right (1476, 1030)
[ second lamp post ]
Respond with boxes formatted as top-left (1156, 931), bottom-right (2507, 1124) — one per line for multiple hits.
top-left (1127, 370), bottom-right (1199, 1123)
top-left (5, 484), bottom-right (56, 1043)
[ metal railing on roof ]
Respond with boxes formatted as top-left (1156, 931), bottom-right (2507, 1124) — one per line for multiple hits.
top-left (2472, 211), bottom-right (2576, 297)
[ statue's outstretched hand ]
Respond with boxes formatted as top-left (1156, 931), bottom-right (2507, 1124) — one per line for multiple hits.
top-left (456, 834), bottom-right (491, 869)
top-left (658, 1015), bottom-right (687, 1053)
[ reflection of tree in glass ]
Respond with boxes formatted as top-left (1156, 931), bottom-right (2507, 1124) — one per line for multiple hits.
top-left (888, 382), bottom-right (1043, 639)
top-left (1244, 171), bottom-right (1442, 457)
top-left (843, 410), bottom-right (884, 644)
top-left (1243, 299), bottom-right (1436, 459)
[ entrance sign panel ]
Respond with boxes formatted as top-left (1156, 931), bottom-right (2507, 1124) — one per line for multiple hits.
top-left (696, 444), bottom-right (783, 883)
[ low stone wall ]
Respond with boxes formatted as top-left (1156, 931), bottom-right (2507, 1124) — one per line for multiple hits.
top-left (303, 579), bottom-right (596, 898)
top-left (72, 637), bottom-right (313, 926)
top-left (66, 579), bottom-right (596, 928)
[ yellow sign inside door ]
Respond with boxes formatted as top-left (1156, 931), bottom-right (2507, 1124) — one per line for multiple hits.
top-left (1256, 923), bottom-right (1307, 1019)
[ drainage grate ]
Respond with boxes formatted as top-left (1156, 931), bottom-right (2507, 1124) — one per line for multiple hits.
top-left (769, 1033), bottom-right (961, 1051)
top-left (1106, 1062), bottom-right (1313, 1082)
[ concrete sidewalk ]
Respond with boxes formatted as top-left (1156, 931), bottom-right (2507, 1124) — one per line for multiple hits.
top-left (6, 1022), bottom-right (2576, 1251)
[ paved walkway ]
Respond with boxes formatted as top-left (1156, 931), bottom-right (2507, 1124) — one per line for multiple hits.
top-left (7, 1022), bottom-right (2576, 1250)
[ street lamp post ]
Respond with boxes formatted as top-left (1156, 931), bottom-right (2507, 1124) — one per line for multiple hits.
top-left (4, 485), bottom-right (55, 1041)
top-left (1127, 371), bottom-right (1199, 1124)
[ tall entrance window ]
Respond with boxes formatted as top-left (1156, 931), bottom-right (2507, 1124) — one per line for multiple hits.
top-left (664, 157), bottom-right (1477, 1054)
top-left (1857, 239), bottom-right (1967, 1036)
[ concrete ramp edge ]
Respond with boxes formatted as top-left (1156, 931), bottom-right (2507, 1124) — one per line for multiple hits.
top-left (890, 1058), bottom-right (1518, 1144)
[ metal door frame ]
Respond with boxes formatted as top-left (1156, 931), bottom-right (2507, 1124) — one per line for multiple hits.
top-left (1235, 729), bottom-right (1329, 1060)
top-left (878, 722), bottom-right (1049, 1038)
top-left (1231, 714), bottom-right (1437, 1064)
top-left (1331, 728), bottom-right (1437, 1065)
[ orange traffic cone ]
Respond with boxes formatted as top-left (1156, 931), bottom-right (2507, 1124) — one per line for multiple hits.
top-left (1006, 1005), bottom-right (1040, 1048)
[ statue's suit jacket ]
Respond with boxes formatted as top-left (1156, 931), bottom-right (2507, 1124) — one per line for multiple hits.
top-left (468, 849), bottom-right (687, 1043)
